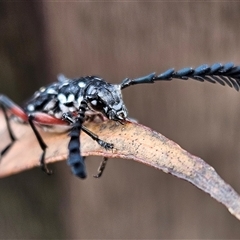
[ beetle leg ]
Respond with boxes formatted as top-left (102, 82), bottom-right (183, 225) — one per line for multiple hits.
top-left (81, 126), bottom-right (114, 150)
top-left (26, 112), bottom-right (69, 175)
top-left (0, 94), bottom-right (28, 158)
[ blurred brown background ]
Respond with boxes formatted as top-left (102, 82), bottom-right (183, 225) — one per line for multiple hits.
top-left (0, 2), bottom-right (240, 239)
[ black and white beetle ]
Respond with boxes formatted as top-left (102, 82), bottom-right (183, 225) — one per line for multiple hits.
top-left (1, 62), bottom-right (240, 179)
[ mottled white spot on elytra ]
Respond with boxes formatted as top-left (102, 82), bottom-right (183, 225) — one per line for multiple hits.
top-left (34, 91), bottom-right (40, 98)
top-left (78, 82), bottom-right (86, 88)
top-left (67, 94), bottom-right (75, 102)
top-left (39, 87), bottom-right (45, 92)
top-left (58, 93), bottom-right (67, 103)
top-left (27, 104), bottom-right (35, 111)
top-left (91, 89), bottom-right (97, 95)
top-left (44, 99), bottom-right (57, 111)
top-left (46, 88), bottom-right (57, 94)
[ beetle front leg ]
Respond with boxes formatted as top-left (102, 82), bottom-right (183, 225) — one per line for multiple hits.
top-left (62, 112), bottom-right (113, 178)
top-left (62, 112), bottom-right (114, 150)
top-left (81, 126), bottom-right (114, 150)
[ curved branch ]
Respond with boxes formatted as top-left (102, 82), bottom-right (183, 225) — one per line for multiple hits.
top-left (0, 112), bottom-right (240, 221)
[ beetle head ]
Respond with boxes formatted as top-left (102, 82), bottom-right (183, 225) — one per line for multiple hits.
top-left (84, 78), bottom-right (128, 122)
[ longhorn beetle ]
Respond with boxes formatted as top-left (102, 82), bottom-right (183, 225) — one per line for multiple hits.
top-left (1, 62), bottom-right (240, 179)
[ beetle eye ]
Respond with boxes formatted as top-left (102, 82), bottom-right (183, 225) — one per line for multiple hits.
top-left (90, 99), bottom-right (105, 111)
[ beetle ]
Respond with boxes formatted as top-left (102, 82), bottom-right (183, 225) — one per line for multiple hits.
top-left (1, 62), bottom-right (240, 179)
